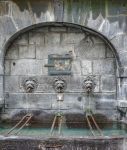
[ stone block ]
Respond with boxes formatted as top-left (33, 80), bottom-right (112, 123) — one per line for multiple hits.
top-left (93, 59), bottom-right (115, 75)
top-left (61, 33), bottom-right (85, 44)
top-left (45, 33), bottom-right (60, 45)
top-left (67, 27), bottom-right (82, 33)
top-left (4, 76), bottom-right (21, 93)
top-left (50, 27), bottom-right (67, 32)
top-left (4, 60), bottom-right (11, 75)
top-left (0, 60), bottom-right (4, 75)
top-left (5, 93), bottom-right (52, 109)
top-left (120, 67), bottom-right (127, 77)
top-left (19, 44), bottom-right (36, 59)
top-left (93, 93), bottom-right (116, 101)
top-left (36, 44), bottom-right (74, 59)
top-left (101, 75), bottom-right (116, 92)
top-left (96, 101), bottom-right (117, 110)
top-left (29, 32), bottom-right (45, 45)
top-left (15, 33), bottom-right (29, 45)
top-left (67, 75), bottom-right (83, 92)
top-left (52, 93), bottom-right (83, 110)
top-left (10, 59), bottom-right (44, 75)
top-left (78, 43), bottom-right (106, 59)
top-left (91, 35), bottom-right (104, 44)
top-left (72, 60), bottom-right (81, 75)
top-left (0, 76), bottom-right (3, 98)
top-left (119, 52), bottom-right (127, 66)
top-left (111, 34), bottom-right (127, 51)
top-left (32, 27), bottom-right (49, 33)
top-left (106, 46), bottom-right (114, 58)
top-left (5, 44), bottom-right (19, 59)
top-left (81, 60), bottom-right (92, 75)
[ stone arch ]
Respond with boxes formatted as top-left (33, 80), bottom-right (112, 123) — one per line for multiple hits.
top-left (2, 22), bottom-right (121, 75)
top-left (1, 22), bottom-right (120, 121)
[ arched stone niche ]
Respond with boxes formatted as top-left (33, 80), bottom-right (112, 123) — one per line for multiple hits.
top-left (3, 23), bottom-right (119, 121)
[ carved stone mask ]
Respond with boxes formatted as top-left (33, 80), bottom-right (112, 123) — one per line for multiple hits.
top-left (23, 78), bottom-right (38, 93)
top-left (53, 77), bottom-right (67, 93)
top-left (82, 76), bottom-right (96, 93)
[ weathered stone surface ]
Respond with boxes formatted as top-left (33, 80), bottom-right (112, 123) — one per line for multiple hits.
top-left (4, 60), bottom-right (11, 75)
top-left (96, 101), bottom-right (116, 110)
top-left (108, 0), bottom-right (127, 16)
top-left (4, 25), bottom-right (117, 120)
top-left (10, 59), bottom-right (44, 75)
top-left (0, 16), bottom-right (16, 35)
top-left (15, 33), bottom-right (29, 45)
top-left (77, 42), bottom-right (106, 59)
top-left (93, 59), bottom-right (115, 75)
top-left (29, 32), bottom-right (45, 45)
top-left (119, 52), bottom-right (127, 66)
top-left (72, 61), bottom-right (81, 75)
top-left (50, 26), bottom-right (67, 32)
top-left (111, 34), bottom-right (127, 51)
top-left (19, 44), bottom-right (36, 59)
top-left (45, 33), bottom-right (60, 45)
top-left (0, 137), bottom-right (124, 150)
top-left (0, 1), bottom-right (9, 16)
top-left (61, 33), bottom-right (85, 44)
top-left (81, 60), bottom-right (92, 75)
top-left (67, 75), bottom-right (83, 92)
top-left (0, 76), bottom-right (3, 103)
top-left (4, 76), bottom-right (20, 93)
top-left (5, 93), bottom-right (52, 109)
top-left (54, 0), bottom-right (64, 21)
top-left (5, 44), bottom-right (19, 59)
top-left (101, 75), bottom-right (116, 92)
top-left (36, 44), bottom-right (74, 59)
top-left (106, 46), bottom-right (114, 58)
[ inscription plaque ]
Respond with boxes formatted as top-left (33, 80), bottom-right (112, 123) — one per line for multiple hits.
top-left (45, 53), bottom-right (72, 75)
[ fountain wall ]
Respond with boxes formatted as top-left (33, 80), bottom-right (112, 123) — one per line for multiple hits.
top-left (3, 24), bottom-right (117, 123)
top-left (0, 0), bottom-right (127, 149)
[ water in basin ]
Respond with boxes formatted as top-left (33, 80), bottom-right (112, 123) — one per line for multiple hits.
top-left (0, 122), bottom-right (127, 137)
